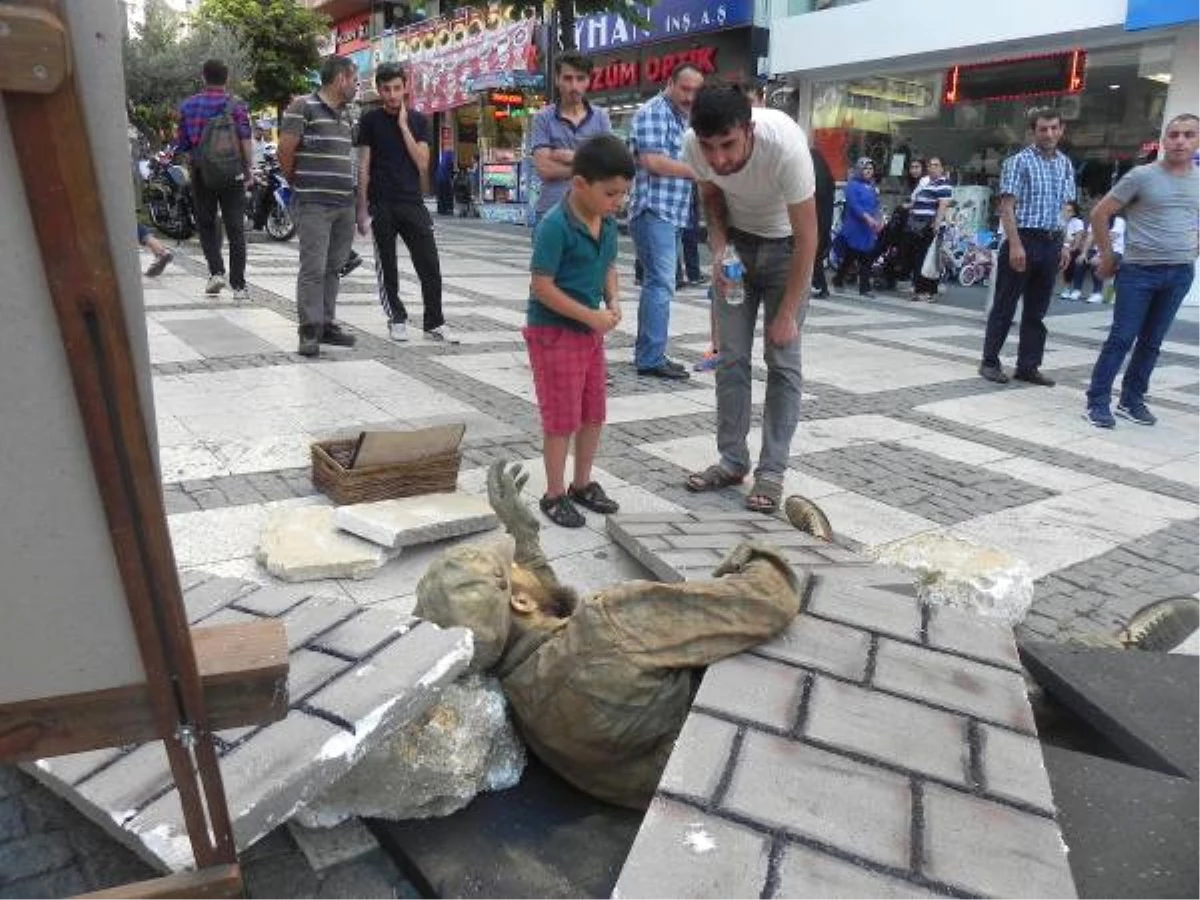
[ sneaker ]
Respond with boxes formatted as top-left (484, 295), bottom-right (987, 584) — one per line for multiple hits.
top-left (539, 493), bottom-right (585, 528)
top-left (1012, 369), bottom-right (1056, 387)
top-left (1116, 402), bottom-right (1156, 426)
top-left (338, 250), bottom-right (363, 278)
top-left (978, 364), bottom-right (1009, 384)
top-left (1085, 292), bottom-right (1103, 304)
top-left (1083, 405), bottom-right (1116, 429)
top-left (693, 350), bottom-right (720, 372)
top-left (144, 249), bottom-right (174, 277)
top-left (320, 323), bottom-right (357, 347)
top-left (388, 320), bottom-right (408, 342)
top-left (205, 274), bottom-right (225, 295)
top-left (297, 325), bottom-right (319, 357)
top-left (425, 324), bottom-right (460, 344)
top-left (567, 481), bottom-right (620, 514)
top-left (232, 287), bottom-right (250, 303)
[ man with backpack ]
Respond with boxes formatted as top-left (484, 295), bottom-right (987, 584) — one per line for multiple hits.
top-left (175, 58), bottom-right (253, 300)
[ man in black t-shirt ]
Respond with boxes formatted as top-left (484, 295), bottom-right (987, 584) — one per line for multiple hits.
top-left (355, 63), bottom-right (456, 343)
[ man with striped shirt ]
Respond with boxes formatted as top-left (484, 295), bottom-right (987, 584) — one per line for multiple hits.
top-left (278, 55), bottom-right (359, 357)
top-left (980, 107), bottom-right (1076, 385)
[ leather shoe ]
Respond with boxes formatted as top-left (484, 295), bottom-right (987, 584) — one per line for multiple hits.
top-left (637, 363), bottom-right (690, 380)
top-left (978, 364), bottom-right (1009, 384)
top-left (1013, 369), bottom-right (1055, 387)
top-left (320, 323), bottom-right (357, 347)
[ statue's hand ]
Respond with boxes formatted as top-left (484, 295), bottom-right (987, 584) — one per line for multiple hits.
top-left (713, 541), bottom-right (756, 577)
top-left (487, 460), bottom-right (540, 542)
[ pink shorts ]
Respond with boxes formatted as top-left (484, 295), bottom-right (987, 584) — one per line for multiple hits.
top-left (523, 325), bottom-right (607, 435)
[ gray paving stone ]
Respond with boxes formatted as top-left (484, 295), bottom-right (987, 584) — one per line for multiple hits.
top-left (772, 842), bottom-right (940, 898)
top-left (308, 605), bottom-right (415, 659)
top-left (807, 570), bottom-right (923, 641)
top-left (0, 865), bottom-right (88, 899)
top-left (978, 724), bottom-right (1056, 814)
top-left (921, 783), bottom-right (1075, 898)
top-left (752, 614), bottom-right (872, 682)
top-left (0, 832), bottom-right (75, 884)
top-left (614, 797), bottom-right (770, 900)
top-left (657, 713), bottom-right (738, 805)
top-left (804, 676), bottom-right (971, 785)
top-left (288, 648), bottom-right (353, 702)
top-left (70, 743), bottom-right (173, 825)
top-left (721, 731), bottom-right (911, 870)
top-left (281, 595), bottom-right (360, 651)
top-left (693, 655), bottom-right (807, 732)
top-left (200, 606), bottom-right (261, 628)
top-left (665, 533), bottom-right (756, 551)
top-left (287, 818), bottom-right (380, 872)
top-left (873, 639), bottom-right (1036, 733)
top-left (182, 575), bottom-right (258, 622)
top-left (233, 585), bottom-right (314, 617)
top-left (30, 747), bottom-right (124, 788)
top-left (925, 604), bottom-right (1021, 669)
top-left (0, 797), bottom-right (25, 843)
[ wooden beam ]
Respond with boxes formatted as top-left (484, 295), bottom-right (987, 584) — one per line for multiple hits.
top-left (77, 863), bottom-right (242, 899)
top-left (0, 621), bottom-right (288, 762)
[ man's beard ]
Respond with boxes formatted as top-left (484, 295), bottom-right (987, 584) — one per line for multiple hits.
top-left (544, 585), bottom-right (580, 618)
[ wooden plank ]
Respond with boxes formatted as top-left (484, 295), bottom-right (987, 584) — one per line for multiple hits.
top-left (0, 2), bottom-right (70, 94)
top-left (77, 863), bottom-right (242, 899)
top-left (0, 621), bottom-right (288, 762)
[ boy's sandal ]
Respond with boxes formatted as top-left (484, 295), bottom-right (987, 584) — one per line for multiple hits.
top-left (539, 493), bottom-right (585, 528)
top-left (685, 464), bottom-right (746, 493)
top-left (745, 478), bottom-right (783, 514)
top-left (568, 481), bottom-right (620, 514)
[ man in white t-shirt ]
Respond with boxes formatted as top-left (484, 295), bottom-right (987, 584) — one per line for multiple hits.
top-left (680, 83), bottom-right (817, 514)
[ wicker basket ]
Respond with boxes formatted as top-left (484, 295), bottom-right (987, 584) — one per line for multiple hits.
top-left (311, 437), bottom-right (462, 505)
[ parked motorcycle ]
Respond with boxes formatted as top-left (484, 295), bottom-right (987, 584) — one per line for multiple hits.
top-left (248, 148), bottom-right (295, 241)
top-left (140, 148), bottom-right (194, 240)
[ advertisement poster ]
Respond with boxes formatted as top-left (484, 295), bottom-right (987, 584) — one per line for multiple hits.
top-left (575, 0), bottom-right (753, 53)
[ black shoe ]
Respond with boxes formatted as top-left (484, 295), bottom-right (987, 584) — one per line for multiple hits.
top-left (831, 278), bottom-right (844, 289)
top-left (637, 363), bottom-right (690, 380)
top-left (539, 493), bottom-right (585, 528)
top-left (813, 287), bottom-right (830, 299)
top-left (338, 251), bottom-right (363, 279)
top-left (320, 323), bottom-right (357, 347)
top-left (688, 274), bottom-right (711, 286)
top-left (298, 325), bottom-right (319, 357)
top-left (1013, 369), bottom-right (1055, 387)
top-left (859, 290), bottom-right (875, 299)
top-left (567, 481), bottom-right (620, 514)
top-left (978, 364), bottom-right (1009, 384)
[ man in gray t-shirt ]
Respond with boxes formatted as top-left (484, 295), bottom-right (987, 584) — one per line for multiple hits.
top-left (1084, 113), bottom-right (1199, 428)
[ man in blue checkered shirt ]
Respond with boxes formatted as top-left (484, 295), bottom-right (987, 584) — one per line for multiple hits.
top-left (980, 107), bottom-right (1076, 386)
top-left (628, 63), bottom-right (705, 379)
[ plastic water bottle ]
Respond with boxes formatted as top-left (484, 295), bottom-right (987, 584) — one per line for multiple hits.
top-left (720, 246), bottom-right (744, 306)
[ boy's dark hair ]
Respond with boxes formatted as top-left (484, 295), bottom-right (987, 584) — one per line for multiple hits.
top-left (556, 51), bottom-right (594, 76)
top-left (375, 62), bottom-right (407, 87)
top-left (320, 55), bottom-right (356, 86)
top-left (691, 82), bottom-right (752, 138)
top-left (1027, 106), bottom-right (1062, 129)
top-left (572, 134), bottom-right (635, 182)
top-left (202, 59), bottom-right (228, 86)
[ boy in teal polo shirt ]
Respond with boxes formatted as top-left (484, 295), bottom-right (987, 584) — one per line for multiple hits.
top-left (525, 135), bottom-right (635, 528)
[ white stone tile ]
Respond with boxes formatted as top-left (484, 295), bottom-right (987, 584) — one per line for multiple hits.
top-left (980, 457), bottom-right (1105, 493)
top-left (793, 414), bottom-right (929, 455)
top-left (1146, 456), bottom-right (1200, 488)
top-left (146, 320), bottom-right (204, 364)
top-left (158, 444), bottom-right (229, 482)
top-left (154, 413), bottom-right (194, 447)
top-left (606, 392), bottom-right (712, 422)
top-left (815, 492), bottom-right (938, 549)
top-left (179, 556), bottom-right (356, 605)
top-left (335, 532), bottom-right (496, 605)
top-left (805, 334), bottom-right (975, 393)
top-left (168, 497), bottom-right (326, 568)
top-left (211, 433), bottom-right (317, 475)
top-left (333, 494), bottom-right (496, 549)
top-left (552, 545), bottom-right (656, 595)
top-left (602, 484), bottom-right (688, 514)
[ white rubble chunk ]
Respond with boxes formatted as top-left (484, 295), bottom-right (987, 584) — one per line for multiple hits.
top-left (873, 531), bottom-right (1035, 625)
top-left (256, 505), bottom-right (399, 582)
top-left (295, 673), bottom-right (526, 826)
top-left (334, 492), bottom-right (498, 550)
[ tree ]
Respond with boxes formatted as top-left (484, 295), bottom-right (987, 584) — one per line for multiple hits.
top-left (123, 0), bottom-right (247, 145)
top-left (194, 0), bottom-right (330, 122)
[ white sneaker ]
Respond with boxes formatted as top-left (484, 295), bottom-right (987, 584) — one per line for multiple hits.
top-left (1085, 292), bottom-right (1103, 304)
top-left (425, 324), bottom-right (459, 344)
top-left (232, 288), bottom-right (249, 303)
top-left (205, 274), bottom-right (225, 295)
top-left (388, 321), bottom-right (408, 342)
top-left (1066, 289), bottom-right (1082, 300)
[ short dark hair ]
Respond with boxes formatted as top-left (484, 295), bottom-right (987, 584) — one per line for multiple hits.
top-left (690, 82), bottom-right (752, 138)
top-left (320, 55), bottom-right (356, 87)
top-left (375, 62), bottom-right (407, 87)
top-left (556, 51), bottom-right (594, 76)
top-left (1028, 106), bottom-right (1062, 129)
top-left (572, 134), bottom-right (635, 183)
top-left (670, 62), bottom-right (704, 83)
top-left (1167, 112), bottom-right (1199, 128)
top-left (202, 59), bottom-right (228, 86)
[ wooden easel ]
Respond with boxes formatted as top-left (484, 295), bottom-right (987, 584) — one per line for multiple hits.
top-left (0, 3), bottom-right (288, 896)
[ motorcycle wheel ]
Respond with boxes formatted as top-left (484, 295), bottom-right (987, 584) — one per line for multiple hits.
top-left (265, 203), bottom-right (296, 241)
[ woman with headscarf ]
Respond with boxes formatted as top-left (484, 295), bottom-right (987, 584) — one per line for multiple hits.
top-left (832, 157), bottom-right (883, 298)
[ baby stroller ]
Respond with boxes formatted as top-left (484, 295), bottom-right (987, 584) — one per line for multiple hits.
top-left (871, 206), bottom-right (908, 288)
top-left (453, 168), bottom-right (478, 218)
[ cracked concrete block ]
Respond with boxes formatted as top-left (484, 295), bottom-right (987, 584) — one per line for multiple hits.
top-left (333, 493), bottom-right (498, 550)
top-left (287, 818), bottom-right (379, 872)
top-left (256, 506), bottom-right (399, 582)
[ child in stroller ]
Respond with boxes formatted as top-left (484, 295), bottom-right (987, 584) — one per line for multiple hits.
top-left (453, 166), bottom-right (477, 218)
top-left (828, 204), bottom-right (907, 291)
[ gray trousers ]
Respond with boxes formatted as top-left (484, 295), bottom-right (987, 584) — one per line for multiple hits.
top-left (294, 201), bottom-right (356, 330)
top-left (716, 234), bottom-right (805, 482)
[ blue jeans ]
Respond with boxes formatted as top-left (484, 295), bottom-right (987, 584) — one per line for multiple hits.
top-left (1086, 262), bottom-right (1194, 409)
top-left (630, 210), bottom-right (679, 370)
top-left (716, 234), bottom-right (804, 481)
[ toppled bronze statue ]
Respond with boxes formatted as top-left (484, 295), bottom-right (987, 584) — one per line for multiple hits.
top-left (414, 461), bottom-right (807, 809)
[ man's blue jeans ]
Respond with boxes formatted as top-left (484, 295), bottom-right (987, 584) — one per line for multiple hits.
top-left (1086, 262), bottom-right (1195, 409)
top-left (630, 210), bottom-right (679, 370)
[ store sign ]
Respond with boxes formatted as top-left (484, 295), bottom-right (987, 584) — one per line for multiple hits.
top-left (576, 0), bottom-right (752, 53)
top-left (488, 91), bottom-right (526, 107)
top-left (336, 12), bottom-right (371, 54)
top-left (590, 46), bottom-right (719, 91)
top-left (943, 51), bottom-right (1086, 105)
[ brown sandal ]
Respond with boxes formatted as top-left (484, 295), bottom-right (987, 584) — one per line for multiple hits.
top-left (744, 477), bottom-right (783, 514)
top-left (685, 464), bottom-right (746, 493)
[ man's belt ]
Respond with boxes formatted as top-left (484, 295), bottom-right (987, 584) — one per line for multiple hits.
top-left (1017, 227), bottom-right (1062, 241)
top-left (729, 227), bottom-right (792, 246)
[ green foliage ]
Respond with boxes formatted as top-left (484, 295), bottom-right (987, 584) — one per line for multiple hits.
top-left (195, 0), bottom-right (330, 120)
top-left (123, 0), bottom-right (247, 145)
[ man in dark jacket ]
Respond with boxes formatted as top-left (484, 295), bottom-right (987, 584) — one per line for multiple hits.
top-left (810, 144), bottom-right (835, 298)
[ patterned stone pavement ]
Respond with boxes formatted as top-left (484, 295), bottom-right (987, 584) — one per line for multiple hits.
top-left (148, 216), bottom-right (1197, 643)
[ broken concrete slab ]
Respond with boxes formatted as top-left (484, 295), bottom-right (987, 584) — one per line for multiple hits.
top-left (287, 818), bottom-right (381, 873)
top-left (296, 674), bottom-right (524, 827)
top-left (874, 531), bottom-right (1034, 625)
top-left (257, 505), bottom-right (399, 582)
top-left (333, 493), bottom-right (498, 550)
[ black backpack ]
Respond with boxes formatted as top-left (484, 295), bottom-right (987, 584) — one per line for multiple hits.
top-left (196, 97), bottom-right (244, 188)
